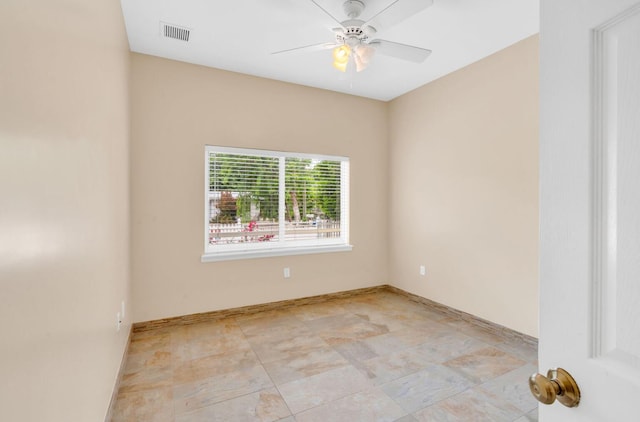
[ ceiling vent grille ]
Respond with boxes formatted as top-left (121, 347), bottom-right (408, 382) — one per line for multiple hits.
top-left (161, 22), bottom-right (190, 42)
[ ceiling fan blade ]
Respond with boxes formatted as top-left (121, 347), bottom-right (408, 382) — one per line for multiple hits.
top-left (363, 0), bottom-right (434, 32)
top-left (272, 42), bottom-right (338, 55)
top-left (370, 39), bottom-right (431, 63)
top-left (307, 0), bottom-right (346, 29)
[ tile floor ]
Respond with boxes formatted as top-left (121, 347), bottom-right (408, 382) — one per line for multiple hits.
top-left (112, 291), bottom-right (539, 421)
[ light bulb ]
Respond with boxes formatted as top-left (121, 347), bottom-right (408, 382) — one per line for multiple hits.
top-left (333, 45), bottom-right (350, 61)
top-left (332, 45), bottom-right (351, 72)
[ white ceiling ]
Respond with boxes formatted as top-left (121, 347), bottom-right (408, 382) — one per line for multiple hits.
top-left (120, 0), bottom-right (539, 101)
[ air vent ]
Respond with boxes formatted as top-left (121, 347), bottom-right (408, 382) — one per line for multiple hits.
top-left (161, 22), bottom-right (190, 42)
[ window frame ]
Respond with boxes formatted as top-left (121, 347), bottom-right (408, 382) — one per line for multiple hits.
top-left (201, 145), bottom-right (352, 262)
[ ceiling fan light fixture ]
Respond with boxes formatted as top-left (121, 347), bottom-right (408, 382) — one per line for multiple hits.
top-left (333, 44), bottom-right (351, 61)
top-left (353, 44), bottom-right (375, 72)
top-left (333, 60), bottom-right (348, 72)
top-left (354, 55), bottom-right (365, 72)
top-left (332, 45), bottom-right (351, 72)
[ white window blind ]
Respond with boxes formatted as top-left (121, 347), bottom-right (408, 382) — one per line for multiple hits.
top-left (203, 146), bottom-right (351, 262)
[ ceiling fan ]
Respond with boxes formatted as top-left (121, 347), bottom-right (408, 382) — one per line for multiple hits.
top-left (273, 0), bottom-right (434, 73)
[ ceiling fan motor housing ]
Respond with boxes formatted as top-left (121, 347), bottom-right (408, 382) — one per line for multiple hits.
top-left (335, 11), bottom-right (378, 45)
top-left (335, 23), bottom-right (371, 46)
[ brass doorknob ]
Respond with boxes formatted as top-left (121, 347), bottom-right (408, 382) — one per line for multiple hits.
top-left (529, 368), bottom-right (580, 408)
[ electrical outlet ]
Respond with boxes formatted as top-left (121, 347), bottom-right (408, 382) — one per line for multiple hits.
top-left (116, 312), bottom-right (121, 332)
top-left (420, 265), bottom-right (426, 276)
top-left (284, 267), bottom-right (291, 278)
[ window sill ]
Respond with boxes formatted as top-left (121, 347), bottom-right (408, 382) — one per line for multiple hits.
top-left (201, 244), bottom-right (353, 263)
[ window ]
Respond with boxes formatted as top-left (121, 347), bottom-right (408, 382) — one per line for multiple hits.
top-left (202, 146), bottom-right (351, 262)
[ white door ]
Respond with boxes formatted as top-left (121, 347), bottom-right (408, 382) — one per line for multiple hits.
top-left (539, 0), bottom-right (640, 420)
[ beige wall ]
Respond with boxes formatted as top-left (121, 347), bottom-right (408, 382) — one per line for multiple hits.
top-left (0, 1), bottom-right (131, 421)
top-left (388, 36), bottom-right (539, 337)
top-left (130, 54), bottom-right (389, 323)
